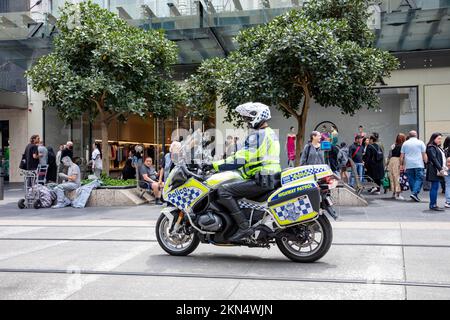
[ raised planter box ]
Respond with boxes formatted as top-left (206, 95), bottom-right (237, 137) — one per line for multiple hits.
top-left (67, 186), bottom-right (153, 207)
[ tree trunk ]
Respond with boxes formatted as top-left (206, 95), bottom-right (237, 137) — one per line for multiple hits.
top-left (281, 79), bottom-right (311, 167)
top-left (295, 117), bottom-right (303, 166)
top-left (294, 96), bottom-right (310, 166)
top-left (101, 120), bottom-right (110, 175)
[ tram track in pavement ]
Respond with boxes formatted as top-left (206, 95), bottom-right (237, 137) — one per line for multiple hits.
top-left (0, 236), bottom-right (449, 249)
top-left (0, 266), bottom-right (449, 290)
top-left (1, 231), bottom-right (449, 292)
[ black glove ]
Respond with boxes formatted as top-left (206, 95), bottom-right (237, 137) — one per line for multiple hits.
top-left (202, 163), bottom-right (214, 172)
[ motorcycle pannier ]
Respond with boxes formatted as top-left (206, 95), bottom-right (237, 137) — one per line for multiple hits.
top-left (267, 181), bottom-right (320, 226)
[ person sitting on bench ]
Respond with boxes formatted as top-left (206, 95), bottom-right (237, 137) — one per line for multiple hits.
top-left (139, 157), bottom-right (163, 205)
top-left (52, 150), bottom-right (81, 208)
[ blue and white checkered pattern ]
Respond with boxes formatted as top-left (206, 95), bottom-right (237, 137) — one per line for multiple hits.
top-left (272, 195), bottom-right (314, 221)
top-left (238, 200), bottom-right (267, 211)
top-left (167, 187), bottom-right (202, 209)
top-left (282, 166), bottom-right (328, 185)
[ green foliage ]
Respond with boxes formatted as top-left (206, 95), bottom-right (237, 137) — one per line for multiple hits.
top-left (210, 0), bottom-right (399, 127)
top-left (82, 173), bottom-right (136, 187)
top-left (184, 57), bottom-right (225, 121)
top-left (26, 0), bottom-right (179, 122)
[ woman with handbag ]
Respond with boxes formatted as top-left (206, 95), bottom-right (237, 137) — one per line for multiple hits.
top-left (426, 133), bottom-right (448, 211)
top-left (387, 133), bottom-right (406, 200)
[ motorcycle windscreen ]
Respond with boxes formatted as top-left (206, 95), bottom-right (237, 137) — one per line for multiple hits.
top-left (267, 182), bottom-right (320, 226)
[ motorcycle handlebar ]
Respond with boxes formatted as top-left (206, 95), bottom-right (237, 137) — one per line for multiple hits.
top-left (179, 163), bottom-right (206, 181)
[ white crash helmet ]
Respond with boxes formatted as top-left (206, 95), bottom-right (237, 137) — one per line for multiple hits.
top-left (235, 102), bottom-right (271, 129)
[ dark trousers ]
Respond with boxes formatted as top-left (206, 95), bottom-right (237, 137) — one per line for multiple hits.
top-left (429, 180), bottom-right (441, 209)
top-left (217, 179), bottom-right (271, 214)
top-left (373, 178), bottom-right (381, 190)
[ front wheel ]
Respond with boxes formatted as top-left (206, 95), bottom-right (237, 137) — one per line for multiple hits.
top-left (156, 213), bottom-right (200, 256)
top-left (276, 214), bottom-right (333, 263)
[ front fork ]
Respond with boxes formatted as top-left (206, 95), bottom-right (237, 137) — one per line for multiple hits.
top-left (172, 211), bottom-right (184, 233)
top-left (161, 207), bottom-right (183, 234)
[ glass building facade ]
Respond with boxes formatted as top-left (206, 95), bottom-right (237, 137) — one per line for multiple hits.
top-left (1, 0), bottom-right (450, 180)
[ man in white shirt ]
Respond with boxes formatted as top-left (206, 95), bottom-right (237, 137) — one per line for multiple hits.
top-left (400, 131), bottom-right (428, 202)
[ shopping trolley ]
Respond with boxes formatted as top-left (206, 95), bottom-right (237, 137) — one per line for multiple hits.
top-left (18, 165), bottom-right (49, 209)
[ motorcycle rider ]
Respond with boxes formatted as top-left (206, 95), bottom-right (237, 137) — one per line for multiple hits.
top-left (210, 102), bottom-right (281, 242)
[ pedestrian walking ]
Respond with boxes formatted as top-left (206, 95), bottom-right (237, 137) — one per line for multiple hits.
top-left (349, 135), bottom-right (364, 187)
top-left (365, 135), bottom-right (385, 195)
top-left (300, 131), bottom-right (325, 166)
top-left (426, 133), bottom-right (447, 211)
top-left (387, 133), bottom-right (406, 200)
top-left (400, 131), bottom-right (427, 202)
top-left (337, 142), bottom-right (350, 183)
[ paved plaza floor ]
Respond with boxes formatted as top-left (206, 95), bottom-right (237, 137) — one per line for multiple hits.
top-left (1, 183), bottom-right (450, 300)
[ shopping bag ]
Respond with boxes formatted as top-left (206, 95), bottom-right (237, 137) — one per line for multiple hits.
top-left (382, 171), bottom-right (390, 190)
top-left (399, 172), bottom-right (410, 191)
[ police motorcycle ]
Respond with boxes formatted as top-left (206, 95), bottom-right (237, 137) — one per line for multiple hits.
top-left (156, 159), bottom-right (338, 263)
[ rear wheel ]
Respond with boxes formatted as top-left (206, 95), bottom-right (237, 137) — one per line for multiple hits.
top-left (276, 214), bottom-right (333, 263)
top-left (156, 213), bottom-right (200, 256)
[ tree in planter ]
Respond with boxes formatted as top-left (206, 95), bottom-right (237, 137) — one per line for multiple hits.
top-left (217, 0), bottom-right (398, 164)
top-left (184, 58), bottom-right (224, 128)
top-left (26, 0), bottom-right (178, 174)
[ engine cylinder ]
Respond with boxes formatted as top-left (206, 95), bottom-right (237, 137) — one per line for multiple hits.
top-left (198, 212), bottom-right (223, 231)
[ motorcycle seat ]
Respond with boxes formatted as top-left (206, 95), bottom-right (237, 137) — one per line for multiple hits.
top-left (247, 190), bottom-right (273, 203)
top-left (246, 172), bottom-right (281, 203)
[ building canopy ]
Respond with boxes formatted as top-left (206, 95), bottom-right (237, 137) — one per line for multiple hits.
top-left (0, 0), bottom-right (450, 91)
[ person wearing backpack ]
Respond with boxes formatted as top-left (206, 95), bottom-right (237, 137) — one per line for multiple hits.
top-left (365, 134), bottom-right (385, 195)
top-left (300, 131), bottom-right (325, 166)
top-left (337, 142), bottom-right (350, 183)
top-left (349, 135), bottom-right (364, 187)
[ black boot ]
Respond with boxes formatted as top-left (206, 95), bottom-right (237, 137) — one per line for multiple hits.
top-left (228, 211), bottom-right (254, 242)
